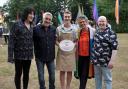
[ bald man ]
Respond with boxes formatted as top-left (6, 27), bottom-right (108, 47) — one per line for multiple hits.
top-left (91, 16), bottom-right (118, 89)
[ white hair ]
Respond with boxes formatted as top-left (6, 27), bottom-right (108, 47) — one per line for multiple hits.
top-left (43, 12), bottom-right (53, 20)
top-left (98, 16), bottom-right (107, 22)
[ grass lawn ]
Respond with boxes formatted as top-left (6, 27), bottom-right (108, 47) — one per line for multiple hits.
top-left (0, 33), bottom-right (128, 89)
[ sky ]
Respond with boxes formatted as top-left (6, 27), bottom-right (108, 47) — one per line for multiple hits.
top-left (0, 0), bottom-right (8, 6)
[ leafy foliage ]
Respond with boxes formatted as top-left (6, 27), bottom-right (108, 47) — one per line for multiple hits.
top-left (1, 0), bottom-right (128, 32)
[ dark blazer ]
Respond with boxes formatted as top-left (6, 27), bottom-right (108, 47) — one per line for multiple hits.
top-left (8, 20), bottom-right (33, 62)
top-left (33, 24), bottom-right (56, 62)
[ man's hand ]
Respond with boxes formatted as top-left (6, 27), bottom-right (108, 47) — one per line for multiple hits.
top-left (108, 50), bottom-right (117, 69)
top-left (108, 61), bottom-right (114, 69)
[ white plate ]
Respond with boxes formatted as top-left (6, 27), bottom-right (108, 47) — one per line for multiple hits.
top-left (59, 40), bottom-right (75, 52)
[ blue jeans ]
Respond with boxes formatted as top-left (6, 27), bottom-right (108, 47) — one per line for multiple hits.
top-left (94, 65), bottom-right (112, 89)
top-left (36, 60), bottom-right (55, 89)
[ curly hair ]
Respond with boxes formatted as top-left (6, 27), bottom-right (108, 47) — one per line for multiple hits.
top-left (21, 6), bottom-right (35, 22)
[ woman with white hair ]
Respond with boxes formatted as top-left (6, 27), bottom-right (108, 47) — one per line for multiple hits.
top-left (76, 15), bottom-right (95, 89)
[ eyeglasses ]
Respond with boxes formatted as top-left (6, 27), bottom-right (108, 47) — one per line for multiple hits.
top-left (79, 20), bottom-right (86, 24)
top-left (45, 18), bottom-right (51, 21)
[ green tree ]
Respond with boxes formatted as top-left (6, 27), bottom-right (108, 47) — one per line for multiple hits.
top-left (2, 0), bottom-right (128, 32)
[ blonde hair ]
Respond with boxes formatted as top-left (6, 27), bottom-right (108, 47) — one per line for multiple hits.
top-left (64, 10), bottom-right (72, 15)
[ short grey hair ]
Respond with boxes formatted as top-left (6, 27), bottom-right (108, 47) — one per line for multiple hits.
top-left (98, 16), bottom-right (107, 22)
top-left (77, 15), bottom-right (88, 21)
top-left (43, 12), bottom-right (53, 20)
